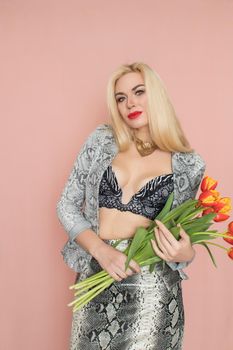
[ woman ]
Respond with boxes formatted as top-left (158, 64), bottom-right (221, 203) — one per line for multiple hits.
top-left (56, 62), bottom-right (206, 349)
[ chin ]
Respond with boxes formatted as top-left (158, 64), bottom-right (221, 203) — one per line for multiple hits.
top-left (129, 120), bottom-right (149, 129)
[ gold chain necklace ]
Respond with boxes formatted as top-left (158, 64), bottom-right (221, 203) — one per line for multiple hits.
top-left (132, 133), bottom-right (157, 157)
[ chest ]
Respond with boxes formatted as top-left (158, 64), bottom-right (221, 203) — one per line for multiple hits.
top-left (110, 148), bottom-right (173, 203)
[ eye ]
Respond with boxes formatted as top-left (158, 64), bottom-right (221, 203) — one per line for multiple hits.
top-left (116, 89), bottom-right (145, 103)
top-left (116, 96), bottom-right (125, 103)
top-left (135, 89), bottom-right (145, 95)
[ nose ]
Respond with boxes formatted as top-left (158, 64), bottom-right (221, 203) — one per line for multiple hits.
top-left (126, 94), bottom-right (136, 109)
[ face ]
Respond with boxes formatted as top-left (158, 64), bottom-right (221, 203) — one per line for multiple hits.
top-left (114, 72), bottom-right (148, 131)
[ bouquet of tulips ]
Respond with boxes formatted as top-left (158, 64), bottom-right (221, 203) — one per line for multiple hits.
top-left (68, 176), bottom-right (233, 313)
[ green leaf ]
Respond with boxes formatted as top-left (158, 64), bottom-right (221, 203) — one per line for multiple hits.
top-left (146, 220), bottom-right (156, 232)
top-left (139, 256), bottom-right (162, 266)
top-left (177, 204), bottom-right (202, 222)
top-left (182, 222), bottom-right (212, 234)
top-left (134, 240), bottom-right (156, 263)
top-left (162, 199), bottom-right (198, 223)
top-left (146, 197), bottom-right (197, 233)
top-left (183, 212), bottom-right (216, 226)
top-left (178, 207), bottom-right (204, 224)
top-left (190, 233), bottom-right (217, 244)
top-left (170, 226), bottom-right (180, 240)
top-left (149, 262), bottom-right (156, 273)
top-left (163, 219), bottom-right (174, 230)
top-left (155, 191), bottom-right (174, 221)
top-left (125, 227), bottom-right (148, 269)
top-left (199, 242), bottom-right (218, 268)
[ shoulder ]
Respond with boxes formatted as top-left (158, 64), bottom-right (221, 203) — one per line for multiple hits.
top-left (84, 124), bottom-right (116, 152)
top-left (86, 123), bottom-right (114, 142)
top-left (173, 151), bottom-right (206, 174)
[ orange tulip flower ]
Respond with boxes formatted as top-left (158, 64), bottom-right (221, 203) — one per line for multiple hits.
top-left (227, 247), bottom-right (233, 260)
top-left (198, 190), bottom-right (220, 207)
top-left (223, 231), bottom-right (233, 245)
top-left (214, 197), bottom-right (232, 213)
top-left (201, 176), bottom-right (218, 192)
top-left (214, 213), bottom-right (230, 222)
top-left (228, 221), bottom-right (233, 233)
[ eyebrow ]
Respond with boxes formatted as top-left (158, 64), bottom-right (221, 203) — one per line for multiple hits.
top-left (115, 84), bottom-right (145, 97)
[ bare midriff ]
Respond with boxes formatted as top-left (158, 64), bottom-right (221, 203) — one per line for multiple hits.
top-left (98, 207), bottom-right (152, 240)
top-left (97, 144), bottom-right (173, 240)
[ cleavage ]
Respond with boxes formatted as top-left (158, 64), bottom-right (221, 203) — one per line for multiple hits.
top-left (110, 165), bottom-right (172, 206)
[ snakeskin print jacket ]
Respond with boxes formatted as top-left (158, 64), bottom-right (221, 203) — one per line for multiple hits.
top-left (56, 123), bottom-right (206, 284)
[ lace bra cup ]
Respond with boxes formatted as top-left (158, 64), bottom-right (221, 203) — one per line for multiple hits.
top-left (98, 165), bottom-right (174, 220)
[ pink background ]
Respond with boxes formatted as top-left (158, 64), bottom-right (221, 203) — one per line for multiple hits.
top-left (1, 1), bottom-right (233, 349)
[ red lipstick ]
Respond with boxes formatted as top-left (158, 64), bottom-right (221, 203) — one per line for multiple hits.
top-left (128, 111), bottom-right (142, 119)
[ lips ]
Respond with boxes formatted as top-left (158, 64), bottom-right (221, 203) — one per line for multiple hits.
top-left (128, 111), bottom-right (142, 119)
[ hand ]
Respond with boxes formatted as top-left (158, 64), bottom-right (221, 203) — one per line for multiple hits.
top-left (92, 241), bottom-right (141, 282)
top-left (151, 219), bottom-right (195, 263)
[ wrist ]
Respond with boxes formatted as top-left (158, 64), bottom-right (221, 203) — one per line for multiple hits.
top-left (188, 246), bottom-right (196, 262)
top-left (73, 229), bottom-right (106, 258)
top-left (89, 239), bottom-right (106, 259)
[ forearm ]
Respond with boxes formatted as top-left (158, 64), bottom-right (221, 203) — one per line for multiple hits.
top-left (74, 229), bottom-right (106, 257)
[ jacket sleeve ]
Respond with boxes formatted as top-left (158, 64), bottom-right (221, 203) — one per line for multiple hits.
top-left (166, 151), bottom-right (206, 273)
top-left (56, 125), bottom-right (101, 242)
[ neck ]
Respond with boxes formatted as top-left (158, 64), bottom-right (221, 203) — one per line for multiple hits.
top-left (132, 127), bottom-right (152, 143)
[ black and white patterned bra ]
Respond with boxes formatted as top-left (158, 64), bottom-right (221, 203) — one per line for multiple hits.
top-left (98, 164), bottom-right (174, 221)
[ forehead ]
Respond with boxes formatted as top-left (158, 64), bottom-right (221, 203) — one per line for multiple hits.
top-left (115, 71), bottom-right (144, 93)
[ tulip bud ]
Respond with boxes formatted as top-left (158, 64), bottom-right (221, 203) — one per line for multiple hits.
top-left (202, 207), bottom-right (215, 216)
top-left (223, 232), bottom-right (233, 245)
top-left (227, 247), bottom-right (233, 260)
top-left (228, 221), bottom-right (233, 233)
top-left (214, 213), bottom-right (230, 222)
top-left (201, 176), bottom-right (218, 192)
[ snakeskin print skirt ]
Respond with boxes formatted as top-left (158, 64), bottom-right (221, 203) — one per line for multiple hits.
top-left (69, 239), bottom-right (185, 350)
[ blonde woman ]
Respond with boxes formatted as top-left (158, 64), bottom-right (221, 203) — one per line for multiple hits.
top-left (56, 62), bottom-right (206, 349)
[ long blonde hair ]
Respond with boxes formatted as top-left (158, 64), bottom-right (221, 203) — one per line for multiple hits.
top-left (106, 62), bottom-right (193, 152)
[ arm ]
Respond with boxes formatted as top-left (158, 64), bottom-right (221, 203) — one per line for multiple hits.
top-left (56, 125), bottom-right (109, 273)
top-left (56, 125), bottom-right (101, 242)
top-left (56, 125), bottom-right (141, 279)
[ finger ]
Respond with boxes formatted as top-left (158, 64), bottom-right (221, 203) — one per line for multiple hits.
top-left (178, 224), bottom-right (190, 242)
top-left (151, 239), bottom-right (167, 260)
top-left (156, 227), bottom-right (177, 257)
top-left (110, 271), bottom-right (122, 282)
top-left (155, 220), bottom-right (179, 247)
top-left (129, 259), bottom-right (141, 274)
top-left (154, 227), bottom-right (170, 256)
top-left (125, 268), bottom-right (134, 276)
top-left (114, 266), bottom-right (128, 279)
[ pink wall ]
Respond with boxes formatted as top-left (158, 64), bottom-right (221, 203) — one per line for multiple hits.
top-left (1, 1), bottom-right (233, 349)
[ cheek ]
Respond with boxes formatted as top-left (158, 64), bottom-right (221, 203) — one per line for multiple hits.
top-left (142, 96), bottom-right (148, 109)
top-left (117, 104), bottom-right (126, 117)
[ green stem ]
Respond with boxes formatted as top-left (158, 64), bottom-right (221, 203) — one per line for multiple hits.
top-left (73, 279), bottom-right (114, 312)
top-left (68, 276), bottom-right (113, 307)
top-left (191, 232), bottom-right (231, 239)
top-left (139, 257), bottom-right (162, 266)
top-left (74, 275), bottom-right (111, 296)
top-left (199, 241), bottom-right (229, 251)
top-left (69, 270), bottom-right (108, 290)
